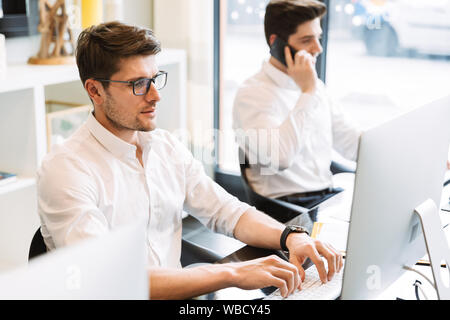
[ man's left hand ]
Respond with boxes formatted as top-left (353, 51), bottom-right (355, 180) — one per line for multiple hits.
top-left (285, 233), bottom-right (343, 286)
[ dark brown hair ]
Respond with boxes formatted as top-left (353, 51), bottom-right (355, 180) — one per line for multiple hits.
top-left (76, 21), bottom-right (161, 87)
top-left (264, 0), bottom-right (327, 45)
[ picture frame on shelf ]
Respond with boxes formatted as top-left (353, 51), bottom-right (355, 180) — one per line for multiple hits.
top-left (46, 100), bottom-right (92, 152)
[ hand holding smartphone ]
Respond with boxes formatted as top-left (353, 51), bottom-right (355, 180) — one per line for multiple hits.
top-left (270, 36), bottom-right (318, 93)
top-left (269, 36), bottom-right (297, 67)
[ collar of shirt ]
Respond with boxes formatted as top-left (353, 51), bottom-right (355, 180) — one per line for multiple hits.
top-left (262, 60), bottom-right (300, 91)
top-left (85, 112), bottom-right (153, 161)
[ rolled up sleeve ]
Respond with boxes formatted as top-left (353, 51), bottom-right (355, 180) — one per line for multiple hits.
top-left (176, 140), bottom-right (252, 238)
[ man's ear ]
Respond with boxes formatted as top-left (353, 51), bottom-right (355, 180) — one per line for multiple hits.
top-left (269, 34), bottom-right (277, 46)
top-left (84, 79), bottom-right (105, 106)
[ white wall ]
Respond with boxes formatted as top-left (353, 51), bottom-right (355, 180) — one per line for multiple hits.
top-left (120, 0), bottom-right (153, 28)
top-left (3, 0), bottom-right (216, 172)
top-left (153, 0), bottom-right (215, 174)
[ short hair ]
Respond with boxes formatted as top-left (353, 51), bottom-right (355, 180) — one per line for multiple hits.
top-left (76, 21), bottom-right (161, 88)
top-left (264, 0), bottom-right (327, 45)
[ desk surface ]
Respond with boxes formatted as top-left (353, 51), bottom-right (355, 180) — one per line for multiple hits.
top-left (203, 180), bottom-right (450, 300)
top-left (198, 187), bottom-right (346, 300)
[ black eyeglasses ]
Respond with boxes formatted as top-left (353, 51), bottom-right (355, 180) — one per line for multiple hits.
top-left (94, 71), bottom-right (168, 96)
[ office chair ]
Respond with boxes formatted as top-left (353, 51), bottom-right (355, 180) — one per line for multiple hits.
top-left (28, 225), bottom-right (222, 268)
top-left (330, 159), bottom-right (356, 175)
top-left (180, 238), bottom-right (224, 267)
top-left (28, 227), bottom-right (47, 261)
top-left (238, 148), bottom-right (314, 225)
top-left (238, 148), bottom-right (356, 225)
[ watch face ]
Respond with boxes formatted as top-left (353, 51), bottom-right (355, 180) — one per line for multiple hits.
top-left (289, 225), bottom-right (308, 234)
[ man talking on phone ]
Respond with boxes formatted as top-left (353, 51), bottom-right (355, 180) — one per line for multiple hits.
top-left (233, 0), bottom-right (361, 209)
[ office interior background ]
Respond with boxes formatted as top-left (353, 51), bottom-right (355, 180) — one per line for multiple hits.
top-left (0, 0), bottom-right (449, 278)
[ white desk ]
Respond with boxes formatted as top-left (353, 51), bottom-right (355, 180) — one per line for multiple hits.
top-left (313, 175), bottom-right (450, 300)
top-left (378, 263), bottom-right (439, 300)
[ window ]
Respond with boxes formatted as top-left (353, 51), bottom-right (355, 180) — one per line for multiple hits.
top-left (326, 0), bottom-right (450, 129)
top-left (216, 0), bottom-right (271, 174)
top-left (215, 0), bottom-right (450, 176)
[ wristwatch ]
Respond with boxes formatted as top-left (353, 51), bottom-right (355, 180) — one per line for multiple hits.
top-left (280, 225), bottom-right (310, 252)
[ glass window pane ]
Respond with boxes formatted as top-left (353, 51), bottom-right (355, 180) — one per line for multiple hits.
top-left (326, 0), bottom-right (450, 129)
top-left (219, 0), bottom-right (270, 173)
top-left (218, 0), bottom-right (450, 173)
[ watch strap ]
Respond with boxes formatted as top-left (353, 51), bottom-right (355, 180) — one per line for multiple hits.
top-left (280, 225), bottom-right (309, 252)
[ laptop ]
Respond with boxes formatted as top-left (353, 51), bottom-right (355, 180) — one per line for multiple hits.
top-left (0, 222), bottom-right (149, 299)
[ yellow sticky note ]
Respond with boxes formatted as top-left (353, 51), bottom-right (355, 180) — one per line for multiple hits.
top-left (311, 221), bottom-right (349, 254)
top-left (311, 222), bottom-right (324, 239)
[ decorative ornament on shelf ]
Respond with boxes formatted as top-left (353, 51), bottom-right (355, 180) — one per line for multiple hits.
top-left (28, 0), bottom-right (76, 65)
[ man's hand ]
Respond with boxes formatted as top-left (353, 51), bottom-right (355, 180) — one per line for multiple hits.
top-left (228, 255), bottom-right (301, 298)
top-left (227, 235), bottom-right (342, 297)
top-left (230, 208), bottom-right (342, 297)
top-left (286, 233), bottom-right (343, 285)
top-left (285, 46), bottom-right (318, 94)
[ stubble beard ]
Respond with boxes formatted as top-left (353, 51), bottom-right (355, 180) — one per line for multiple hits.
top-left (103, 91), bottom-right (156, 132)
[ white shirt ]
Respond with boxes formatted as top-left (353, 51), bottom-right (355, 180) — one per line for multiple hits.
top-left (233, 61), bottom-right (361, 198)
top-left (38, 113), bottom-right (251, 268)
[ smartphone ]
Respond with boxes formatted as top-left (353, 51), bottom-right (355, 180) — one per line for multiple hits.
top-left (269, 36), bottom-right (297, 67)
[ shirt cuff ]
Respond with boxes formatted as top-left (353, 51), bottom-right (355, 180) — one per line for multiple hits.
top-left (225, 202), bottom-right (253, 239)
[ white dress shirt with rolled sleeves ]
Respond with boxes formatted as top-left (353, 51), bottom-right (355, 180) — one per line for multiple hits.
top-left (38, 113), bottom-right (251, 268)
top-left (233, 61), bottom-right (361, 198)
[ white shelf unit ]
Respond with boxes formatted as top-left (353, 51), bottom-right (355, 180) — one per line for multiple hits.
top-left (0, 49), bottom-right (186, 272)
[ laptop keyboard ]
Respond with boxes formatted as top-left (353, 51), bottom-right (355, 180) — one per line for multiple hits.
top-left (264, 264), bottom-right (343, 300)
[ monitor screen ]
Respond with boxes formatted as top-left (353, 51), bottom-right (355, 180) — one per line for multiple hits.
top-left (341, 95), bottom-right (450, 299)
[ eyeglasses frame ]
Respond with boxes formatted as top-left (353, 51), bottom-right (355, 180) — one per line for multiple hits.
top-left (93, 71), bottom-right (168, 96)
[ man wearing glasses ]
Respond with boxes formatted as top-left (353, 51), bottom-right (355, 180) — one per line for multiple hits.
top-left (37, 21), bottom-right (342, 299)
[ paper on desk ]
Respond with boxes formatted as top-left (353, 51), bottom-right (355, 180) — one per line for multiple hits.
top-left (319, 172), bottom-right (355, 222)
top-left (317, 195), bottom-right (352, 222)
top-left (311, 221), bottom-right (349, 254)
top-left (316, 186), bottom-right (353, 223)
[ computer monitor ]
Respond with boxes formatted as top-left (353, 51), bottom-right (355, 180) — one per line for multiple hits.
top-left (341, 95), bottom-right (450, 299)
top-left (0, 222), bottom-right (149, 299)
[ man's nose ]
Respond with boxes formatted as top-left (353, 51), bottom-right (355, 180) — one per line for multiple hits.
top-left (312, 38), bottom-right (323, 55)
top-left (145, 82), bottom-right (161, 102)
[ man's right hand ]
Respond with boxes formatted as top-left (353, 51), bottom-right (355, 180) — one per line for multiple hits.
top-left (227, 255), bottom-right (301, 298)
top-left (285, 46), bottom-right (318, 94)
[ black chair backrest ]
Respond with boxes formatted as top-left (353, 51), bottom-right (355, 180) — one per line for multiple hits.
top-left (28, 227), bottom-right (47, 261)
top-left (330, 159), bottom-right (356, 175)
top-left (238, 148), bottom-right (310, 224)
top-left (180, 238), bottom-right (223, 267)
